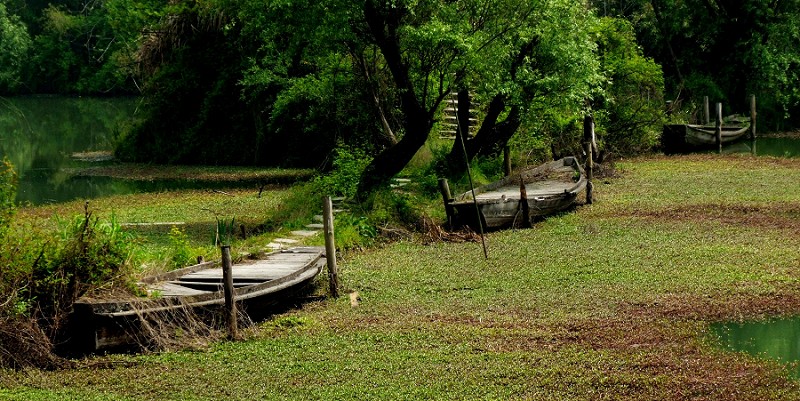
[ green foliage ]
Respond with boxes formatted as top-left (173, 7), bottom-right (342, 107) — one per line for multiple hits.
top-left (0, 203), bottom-right (132, 331)
top-left (312, 146), bottom-right (372, 199)
top-left (330, 213), bottom-right (378, 250)
top-left (168, 226), bottom-right (196, 268)
top-left (0, 159), bottom-right (17, 230)
top-left (0, 3), bottom-right (31, 93)
top-left (595, 0), bottom-right (800, 131)
top-left (592, 17), bottom-right (665, 155)
top-left (214, 216), bottom-right (237, 247)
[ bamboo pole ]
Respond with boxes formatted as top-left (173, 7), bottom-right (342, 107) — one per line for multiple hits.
top-left (220, 245), bottom-right (238, 340)
top-left (323, 196), bottom-right (339, 298)
top-left (451, 97), bottom-right (488, 259)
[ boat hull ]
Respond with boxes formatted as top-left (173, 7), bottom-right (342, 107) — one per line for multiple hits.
top-left (448, 157), bottom-right (586, 230)
top-left (662, 123), bottom-right (751, 154)
top-left (70, 246), bottom-right (325, 351)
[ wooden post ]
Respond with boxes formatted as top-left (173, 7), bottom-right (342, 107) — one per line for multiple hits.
top-left (503, 146), bottom-right (512, 177)
top-left (583, 115), bottom-right (594, 204)
top-left (519, 175), bottom-right (530, 228)
top-left (323, 196), bottom-right (339, 298)
top-left (438, 178), bottom-right (454, 227)
top-left (704, 96), bottom-right (710, 125)
top-left (750, 95), bottom-right (757, 140)
top-left (715, 102), bottom-right (723, 153)
top-left (220, 245), bottom-right (238, 340)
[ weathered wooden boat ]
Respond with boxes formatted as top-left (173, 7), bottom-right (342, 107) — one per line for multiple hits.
top-left (447, 157), bottom-right (587, 230)
top-left (662, 120), bottom-right (751, 154)
top-left (71, 246), bottom-right (325, 351)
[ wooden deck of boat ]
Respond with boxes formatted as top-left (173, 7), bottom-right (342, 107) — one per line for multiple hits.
top-left (149, 251), bottom-right (320, 296)
top-left (473, 180), bottom-right (572, 201)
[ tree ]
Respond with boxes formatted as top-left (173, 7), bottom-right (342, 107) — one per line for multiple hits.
top-left (592, 17), bottom-right (664, 155)
top-left (593, 0), bottom-right (800, 129)
top-left (356, 0), bottom-right (603, 191)
top-left (0, 3), bottom-right (31, 93)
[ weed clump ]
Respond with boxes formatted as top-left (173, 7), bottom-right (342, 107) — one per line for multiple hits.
top-left (0, 161), bottom-right (134, 369)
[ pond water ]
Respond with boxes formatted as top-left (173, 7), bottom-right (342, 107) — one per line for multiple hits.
top-left (711, 317), bottom-right (800, 379)
top-left (2, 96), bottom-right (800, 205)
top-left (722, 136), bottom-right (800, 158)
top-left (0, 96), bottom-right (139, 204)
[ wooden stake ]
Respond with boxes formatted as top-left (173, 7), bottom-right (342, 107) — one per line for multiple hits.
top-left (220, 245), bottom-right (238, 340)
top-left (519, 175), bottom-right (530, 228)
top-left (583, 115), bottom-right (595, 204)
top-left (750, 95), bottom-right (757, 140)
top-left (715, 102), bottom-right (723, 154)
top-left (323, 196), bottom-right (339, 298)
top-left (438, 178), bottom-right (454, 227)
top-left (704, 96), bottom-right (710, 125)
top-left (503, 146), bottom-right (512, 177)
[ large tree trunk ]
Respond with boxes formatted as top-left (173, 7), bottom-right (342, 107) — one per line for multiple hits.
top-left (357, 0), bottom-right (436, 194)
top-left (444, 94), bottom-right (520, 175)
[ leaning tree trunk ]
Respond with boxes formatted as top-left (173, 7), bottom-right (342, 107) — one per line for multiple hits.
top-left (445, 94), bottom-right (521, 175)
top-left (356, 0), bottom-right (437, 194)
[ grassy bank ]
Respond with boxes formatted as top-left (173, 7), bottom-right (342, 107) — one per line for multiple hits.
top-left (2, 154), bottom-right (800, 400)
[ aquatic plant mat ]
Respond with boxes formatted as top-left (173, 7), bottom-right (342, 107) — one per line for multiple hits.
top-left (3, 154), bottom-right (800, 400)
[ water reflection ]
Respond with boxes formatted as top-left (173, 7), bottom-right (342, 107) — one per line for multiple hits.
top-left (711, 317), bottom-right (800, 379)
top-left (0, 96), bottom-right (139, 204)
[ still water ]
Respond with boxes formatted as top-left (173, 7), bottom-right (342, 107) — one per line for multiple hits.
top-left (711, 317), bottom-right (800, 379)
top-left (2, 96), bottom-right (800, 204)
top-left (0, 96), bottom-right (139, 204)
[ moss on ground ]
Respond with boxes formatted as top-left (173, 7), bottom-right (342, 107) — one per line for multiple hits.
top-left (3, 154), bottom-right (800, 400)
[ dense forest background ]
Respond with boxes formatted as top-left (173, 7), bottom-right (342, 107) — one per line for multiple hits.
top-left (2, 0), bottom-right (800, 188)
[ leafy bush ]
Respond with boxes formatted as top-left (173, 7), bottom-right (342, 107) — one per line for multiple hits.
top-left (312, 145), bottom-right (372, 199)
top-left (592, 17), bottom-right (665, 156)
top-left (1, 200), bottom-right (133, 368)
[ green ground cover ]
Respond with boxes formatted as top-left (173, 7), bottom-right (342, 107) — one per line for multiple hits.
top-left (2, 154), bottom-right (800, 400)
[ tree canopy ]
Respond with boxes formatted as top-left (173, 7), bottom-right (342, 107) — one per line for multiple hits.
top-left (3, 0), bottom-right (800, 191)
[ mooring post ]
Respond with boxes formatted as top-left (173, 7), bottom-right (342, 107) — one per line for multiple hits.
top-left (503, 146), bottom-right (512, 177)
top-left (583, 115), bottom-right (594, 204)
top-left (438, 178), bottom-right (454, 227)
top-left (323, 196), bottom-right (339, 298)
top-left (519, 175), bottom-right (530, 228)
top-left (750, 95), bottom-right (757, 140)
top-left (704, 96), bottom-right (710, 125)
top-left (220, 245), bottom-right (238, 340)
top-left (715, 102), bottom-right (723, 154)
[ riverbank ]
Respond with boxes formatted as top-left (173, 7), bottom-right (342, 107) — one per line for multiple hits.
top-left (3, 154), bottom-right (800, 400)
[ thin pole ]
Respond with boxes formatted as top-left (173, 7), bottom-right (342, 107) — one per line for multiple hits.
top-left (451, 97), bottom-right (488, 259)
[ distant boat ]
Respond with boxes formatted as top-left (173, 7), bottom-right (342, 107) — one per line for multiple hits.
top-left (447, 157), bottom-right (587, 230)
top-left (72, 246), bottom-right (325, 351)
top-left (662, 120), bottom-right (751, 154)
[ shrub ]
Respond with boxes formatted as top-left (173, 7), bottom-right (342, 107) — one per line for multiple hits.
top-left (312, 145), bottom-right (372, 199)
top-left (0, 201), bottom-right (133, 369)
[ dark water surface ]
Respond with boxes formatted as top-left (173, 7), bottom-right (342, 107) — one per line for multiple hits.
top-left (2, 96), bottom-right (800, 205)
top-left (722, 136), bottom-right (800, 158)
top-left (0, 96), bottom-right (139, 204)
top-left (711, 317), bottom-right (800, 379)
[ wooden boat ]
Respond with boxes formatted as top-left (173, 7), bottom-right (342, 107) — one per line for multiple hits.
top-left (662, 120), bottom-right (751, 154)
top-left (71, 246), bottom-right (325, 351)
top-left (447, 157), bottom-right (587, 230)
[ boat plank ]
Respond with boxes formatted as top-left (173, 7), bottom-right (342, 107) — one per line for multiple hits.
top-left (151, 282), bottom-right (210, 296)
top-left (473, 180), bottom-right (573, 200)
